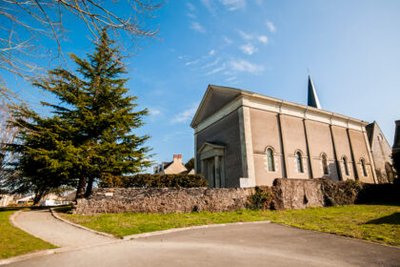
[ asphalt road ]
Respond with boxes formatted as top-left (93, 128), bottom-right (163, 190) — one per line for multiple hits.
top-left (6, 218), bottom-right (400, 267)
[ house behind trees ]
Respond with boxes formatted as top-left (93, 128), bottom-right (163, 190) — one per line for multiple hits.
top-left (154, 154), bottom-right (188, 175)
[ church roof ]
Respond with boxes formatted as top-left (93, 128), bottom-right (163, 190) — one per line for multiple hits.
top-left (191, 84), bottom-right (368, 128)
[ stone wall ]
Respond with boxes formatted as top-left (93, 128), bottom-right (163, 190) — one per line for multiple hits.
top-left (75, 187), bottom-right (254, 215)
top-left (272, 179), bottom-right (325, 210)
top-left (74, 178), bottom-right (396, 215)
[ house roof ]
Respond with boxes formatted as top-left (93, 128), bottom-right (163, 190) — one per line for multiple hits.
top-left (191, 84), bottom-right (369, 128)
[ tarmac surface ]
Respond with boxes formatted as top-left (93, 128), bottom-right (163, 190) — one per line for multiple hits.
top-left (5, 209), bottom-right (400, 267)
top-left (12, 210), bottom-right (114, 248)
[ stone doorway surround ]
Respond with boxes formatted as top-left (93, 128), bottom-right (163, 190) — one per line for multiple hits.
top-left (198, 142), bottom-right (225, 188)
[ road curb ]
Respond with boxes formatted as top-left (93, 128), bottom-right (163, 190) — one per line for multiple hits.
top-left (1, 210), bottom-right (60, 266)
top-left (123, 220), bottom-right (271, 240)
top-left (50, 208), bottom-right (116, 239)
top-left (0, 248), bottom-right (61, 266)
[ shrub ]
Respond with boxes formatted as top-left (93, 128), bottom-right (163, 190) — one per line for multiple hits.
top-left (100, 174), bottom-right (208, 188)
top-left (246, 186), bottom-right (272, 210)
top-left (320, 179), bottom-right (363, 206)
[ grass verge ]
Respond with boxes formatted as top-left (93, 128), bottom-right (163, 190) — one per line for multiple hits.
top-left (60, 205), bottom-right (400, 246)
top-left (0, 210), bottom-right (56, 259)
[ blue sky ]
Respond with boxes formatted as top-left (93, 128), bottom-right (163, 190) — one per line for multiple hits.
top-left (3, 0), bottom-right (400, 168)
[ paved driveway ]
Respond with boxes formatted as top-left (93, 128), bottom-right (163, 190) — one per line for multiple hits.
top-left (5, 212), bottom-right (400, 267)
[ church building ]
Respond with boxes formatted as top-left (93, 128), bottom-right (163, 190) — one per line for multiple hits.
top-left (191, 78), bottom-right (390, 187)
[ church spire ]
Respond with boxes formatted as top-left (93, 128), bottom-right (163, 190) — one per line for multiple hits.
top-left (307, 75), bottom-right (321, 109)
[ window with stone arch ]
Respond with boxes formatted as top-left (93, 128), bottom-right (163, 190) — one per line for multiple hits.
top-left (295, 151), bottom-right (304, 173)
top-left (321, 153), bottom-right (329, 175)
top-left (360, 158), bottom-right (367, 177)
top-left (266, 147), bottom-right (275, 172)
top-left (342, 156), bottom-right (350, 176)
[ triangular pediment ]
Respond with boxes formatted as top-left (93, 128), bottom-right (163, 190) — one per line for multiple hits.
top-left (198, 142), bottom-right (225, 153)
top-left (191, 85), bottom-right (242, 128)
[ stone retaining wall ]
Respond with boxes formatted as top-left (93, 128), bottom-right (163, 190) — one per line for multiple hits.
top-left (74, 178), bottom-right (390, 215)
top-left (75, 187), bottom-right (254, 215)
top-left (272, 179), bottom-right (325, 210)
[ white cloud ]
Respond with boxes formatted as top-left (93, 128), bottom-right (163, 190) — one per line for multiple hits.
top-left (238, 30), bottom-right (253, 41)
top-left (238, 30), bottom-right (268, 44)
top-left (186, 3), bottom-right (197, 18)
top-left (187, 13), bottom-right (197, 19)
top-left (178, 55), bottom-right (190, 61)
top-left (223, 36), bottom-right (233, 45)
top-left (258, 35), bottom-right (268, 44)
top-left (240, 43), bottom-right (257, 55)
top-left (206, 65), bottom-right (226, 76)
top-left (185, 59), bottom-right (200, 66)
top-left (191, 22), bottom-right (206, 33)
top-left (149, 108), bottom-right (162, 116)
top-left (229, 59), bottom-right (264, 74)
top-left (202, 58), bottom-right (221, 69)
top-left (266, 21), bottom-right (277, 33)
top-left (201, 0), bottom-right (216, 14)
top-left (186, 3), bottom-right (196, 12)
top-left (172, 105), bottom-right (198, 124)
top-left (225, 76), bottom-right (238, 82)
top-left (219, 0), bottom-right (246, 11)
top-left (208, 49), bottom-right (216, 56)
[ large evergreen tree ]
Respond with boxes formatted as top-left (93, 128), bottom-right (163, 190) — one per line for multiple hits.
top-left (11, 30), bottom-right (150, 200)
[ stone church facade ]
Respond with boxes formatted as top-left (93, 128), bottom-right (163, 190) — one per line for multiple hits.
top-left (191, 83), bottom-right (388, 187)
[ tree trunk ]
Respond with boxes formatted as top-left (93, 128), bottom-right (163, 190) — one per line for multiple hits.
top-left (84, 176), bottom-right (95, 198)
top-left (33, 191), bottom-right (44, 205)
top-left (76, 176), bottom-right (87, 199)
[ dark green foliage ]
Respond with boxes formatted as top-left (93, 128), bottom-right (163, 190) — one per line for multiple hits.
top-left (356, 183), bottom-right (400, 205)
top-left (8, 29), bottom-right (150, 201)
top-left (99, 174), bottom-right (208, 188)
top-left (246, 186), bottom-right (272, 210)
top-left (320, 179), bottom-right (363, 206)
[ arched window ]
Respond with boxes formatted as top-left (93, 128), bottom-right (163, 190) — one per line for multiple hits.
top-left (342, 156), bottom-right (349, 176)
top-left (360, 158), bottom-right (367, 176)
top-left (266, 148), bottom-right (275, 172)
top-left (295, 151), bottom-right (304, 173)
top-left (321, 153), bottom-right (329, 175)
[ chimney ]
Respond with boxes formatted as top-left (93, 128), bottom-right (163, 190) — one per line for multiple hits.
top-left (173, 154), bottom-right (183, 163)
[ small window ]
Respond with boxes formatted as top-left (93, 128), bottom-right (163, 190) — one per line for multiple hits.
top-left (342, 156), bottom-right (349, 176)
top-left (321, 154), bottom-right (329, 175)
top-left (295, 151), bottom-right (304, 173)
top-left (266, 148), bottom-right (275, 172)
top-left (360, 158), bottom-right (367, 176)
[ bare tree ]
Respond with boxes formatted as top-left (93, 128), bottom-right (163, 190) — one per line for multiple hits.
top-left (0, 89), bottom-right (19, 192)
top-left (0, 0), bottom-right (160, 97)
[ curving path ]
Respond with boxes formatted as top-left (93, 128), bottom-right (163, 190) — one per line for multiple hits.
top-left (11, 210), bottom-right (116, 248)
top-left (4, 210), bottom-right (400, 267)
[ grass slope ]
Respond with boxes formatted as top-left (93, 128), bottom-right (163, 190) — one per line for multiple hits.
top-left (61, 205), bottom-right (400, 246)
top-left (0, 210), bottom-right (56, 259)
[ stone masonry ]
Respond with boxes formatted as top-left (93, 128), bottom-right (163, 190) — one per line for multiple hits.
top-left (75, 187), bottom-right (254, 215)
top-left (75, 178), bottom-right (363, 215)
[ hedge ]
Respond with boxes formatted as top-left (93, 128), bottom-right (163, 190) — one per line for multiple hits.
top-left (100, 174), bottom-right (208, 188)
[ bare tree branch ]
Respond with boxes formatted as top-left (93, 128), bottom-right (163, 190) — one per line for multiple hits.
top-left (0, 0), bottom-right (160, 81)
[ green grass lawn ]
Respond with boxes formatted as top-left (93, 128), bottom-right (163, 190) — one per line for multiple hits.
top-left (60, 204), bottom-right (400, 246)
top-left (0, 210), bottom-right (56, 259)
